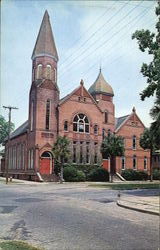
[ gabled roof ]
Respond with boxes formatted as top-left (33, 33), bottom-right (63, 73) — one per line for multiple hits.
top-left (5, 120), bottom-right (29, 141)
top-left (32, 10), bottom-right (58, 61)
top-left (115, 115), bottom-right (130, 131)
top-left (59, 80), bottom-right (103, 113)
top-left (59, 93), bottom-right (71, 105)
top-left (115, 107), bottom-right (145, 133)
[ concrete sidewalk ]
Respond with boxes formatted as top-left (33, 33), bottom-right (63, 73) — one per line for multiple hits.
top-left (117, 194), bottom-right (160, 216)
top-left (0, 176), bottom-right (48, 185)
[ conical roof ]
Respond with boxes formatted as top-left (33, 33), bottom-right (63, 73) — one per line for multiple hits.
top-left (88, 69), bottom-right (114, 96)
top-left (32, 10), bottom-right (58, 61)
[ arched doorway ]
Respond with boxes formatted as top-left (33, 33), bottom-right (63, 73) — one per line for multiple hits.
top-left (40, 151), bottom-right (53, 175)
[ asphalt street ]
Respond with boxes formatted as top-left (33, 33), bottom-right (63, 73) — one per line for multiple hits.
top-left (0, 182), bottom-right (159, 250)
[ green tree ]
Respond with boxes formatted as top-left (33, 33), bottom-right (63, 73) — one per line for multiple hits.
top-left (132, 2), bottom-right (160, 149)
top-left (150, 99), bottom-right (160, 148)
top-left (132, 1), bottom-right (160, 101)
top-left (0, 115), bottom-right (15, 144)
top-left (52, 136), bottom-right (70, 183)
top-left (139, 128), bottom-right (157, 182)
top-left (101, 133), bottom-right (125, 182)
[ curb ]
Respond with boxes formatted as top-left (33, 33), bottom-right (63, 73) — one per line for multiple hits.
top-left (117, 200), bottom-right (160, 216)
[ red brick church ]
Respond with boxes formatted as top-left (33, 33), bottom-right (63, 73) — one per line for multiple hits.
top-left (1, 11), bottom-right (150, 181)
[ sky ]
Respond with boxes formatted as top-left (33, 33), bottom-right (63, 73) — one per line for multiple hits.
top-left (0, 0), bottom-right (157, 130)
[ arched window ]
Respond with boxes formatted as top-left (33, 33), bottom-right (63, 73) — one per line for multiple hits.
top-left (121, 156), bottom-right (125, 170)
top-left (46, 99), bottom-right (50, 130)
top-left (132, 135), bottom-right (136, 149)
top-left (80, 141), bottom-right (83, 164)
top-left (41, 151), bottom-right (51, 158)
top-left (102, 128), bottom-right (106, 139)
top-left (28, 150), bottom-right (30, 169)
top-left (37, 64), bottom-right (42, 79)
top-left (64, 121), bottom-right (68, 131)
top-left (94, 142), bottom-right (98, 164)
top-left (30, 101), bottom-right (34, 131)
top-left (73, 113), bottom-right (89, 133)
top-left (86, 142), bottom-right (90, 164)
top-left (28, 149), bottom-right (34, 169)
top-left (104, 111), bottom-right (108, 123)
top-left (94, 125), bottom-right (98, 135)
top-left (54, 68), bottom-right (57, 82)
top-left (22, 144), bottom-right (25, 169)
top-left (144, 156), bottom-right (147, 170)
top-left (133, 155), bottom-right (137, 169)
top-left (73, 141), bottom-right (77, 163)
top-left (46, 64), bottom-right (51, 79)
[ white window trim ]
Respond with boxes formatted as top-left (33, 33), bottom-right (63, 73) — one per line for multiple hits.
top-left (37, 64), bottom-right (42, 79)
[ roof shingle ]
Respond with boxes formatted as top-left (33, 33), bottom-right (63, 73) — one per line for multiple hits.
top-left (6, 120), bottom-right (29, 141)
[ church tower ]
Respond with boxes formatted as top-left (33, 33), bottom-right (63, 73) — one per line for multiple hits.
top-left (28, 11), bottom-right (59, 172)
top-left (88, 69), bottom-right (115, 132)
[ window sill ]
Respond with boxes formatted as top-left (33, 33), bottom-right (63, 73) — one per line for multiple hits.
top-left (73, 131), bottom-right (90, 134)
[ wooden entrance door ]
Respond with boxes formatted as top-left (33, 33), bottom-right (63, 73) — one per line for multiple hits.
top-left (40, 158), bottom-right (51, 175)
top-left (40, 151), bottom-right (52, 175)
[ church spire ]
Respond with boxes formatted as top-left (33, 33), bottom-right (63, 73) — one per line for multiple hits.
top-left (32, 10), bottom-right (58, 61)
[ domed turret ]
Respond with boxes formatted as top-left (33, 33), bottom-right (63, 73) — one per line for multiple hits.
top-left (88, 69), bottom-right (114, 96)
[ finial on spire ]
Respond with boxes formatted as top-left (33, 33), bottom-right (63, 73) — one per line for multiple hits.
top-left (99, 61), bottom-right (102, 73)
top-left (80, 79), bottom-right (84, 86)
top-left (44, 10), bottom-right (49, 18)
top-left (132, 106), bottom-right (136, 113)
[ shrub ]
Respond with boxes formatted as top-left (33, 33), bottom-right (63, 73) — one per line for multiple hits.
top-left (153, 169), bottom-right (160, 180)
top-left (121, 169), bottom-right (148, 181)
top-left (88, 168), bottom-right (109, 182)
top-left (137, 171), bottom-right (148, 181)
top-left (63, 166), bottom-right (86, 182)
top-left (63, 166), bottom-right (77, 181)
top-left (121, 169), bottom-right (136, 180)
top-left (76, 164), bottom-right (100, 180)
top-left (75, 170), bottom-right (86, 182)
top-left (54, 163), bottom-right (72, 175)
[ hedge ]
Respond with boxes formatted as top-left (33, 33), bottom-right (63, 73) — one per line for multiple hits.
top-left (153, 169), bottom-right (160, 180)
top-left (63, 166), bottom-right (86, 182)
top-left (121, 169), bottom-right (148, 181)
top-left (88, 168), bottom-right (109, 182)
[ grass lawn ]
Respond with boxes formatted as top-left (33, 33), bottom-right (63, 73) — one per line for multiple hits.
top-left (0, 241), bottom-right (43, 250)
top-left (89, 183), bottom-right (160, 190)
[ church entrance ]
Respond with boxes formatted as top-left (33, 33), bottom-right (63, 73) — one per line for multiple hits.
top-left (40, 151), bottom-right (53, 175)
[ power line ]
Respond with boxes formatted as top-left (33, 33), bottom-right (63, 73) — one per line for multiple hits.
top-left (6, 2), bottom-right (129, 106)
top-left (6, 1), bottom-right (155, 106)
top-left (10, 1), bottom-right (152, 104)
top-left (82, 15), bottom-right (155, 80)
top-left (60, 8), bottom-right (154, 96)
top-left (58, 2), bottom-right (148, 84)
top-left (58, 0), bottom-right (144, 77)
top-left (59, 1), bottom-right (117, 66)
top-left (59, 1), bottom-right (128, 68)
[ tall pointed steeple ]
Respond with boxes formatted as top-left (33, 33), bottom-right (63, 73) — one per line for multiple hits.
top-left (32, 10), bottom-right (58, 61)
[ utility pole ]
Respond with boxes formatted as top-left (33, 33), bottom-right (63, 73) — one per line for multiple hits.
top-left (3, 106), bottom-right (18, 184)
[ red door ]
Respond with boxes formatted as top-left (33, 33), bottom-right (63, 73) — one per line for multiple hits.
top-left (102, 159), bottom-right (109, 171)
top-left (40, 158), bottom-right (51, 175)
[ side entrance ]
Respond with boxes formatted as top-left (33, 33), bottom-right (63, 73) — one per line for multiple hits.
top-left (40, 151), bottom-right (53, 175)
